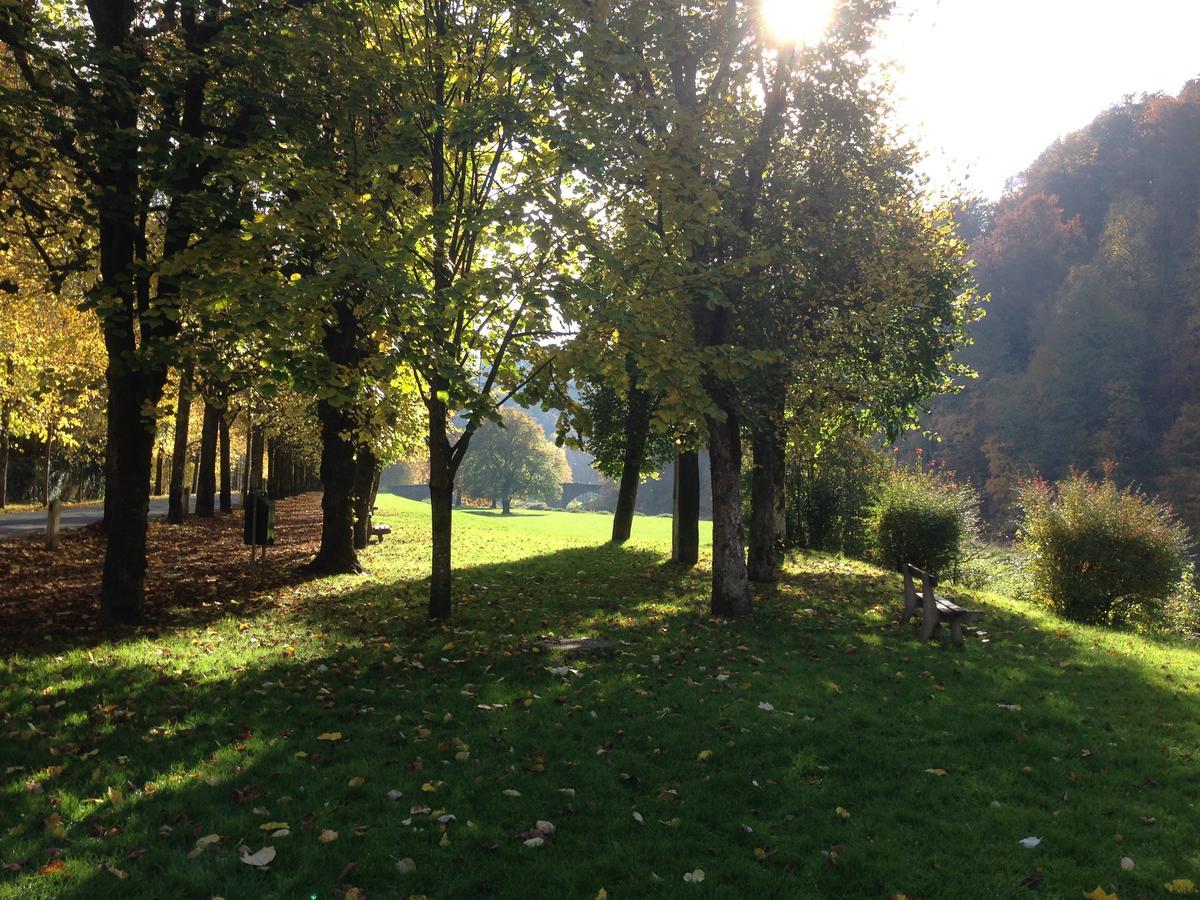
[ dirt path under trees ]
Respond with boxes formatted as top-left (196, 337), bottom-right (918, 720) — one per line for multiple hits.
top-left (0, 494), bottom-right (327, 647)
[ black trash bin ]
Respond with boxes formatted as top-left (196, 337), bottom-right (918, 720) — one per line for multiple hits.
top-left (243, 491), bottom-right (276, 547)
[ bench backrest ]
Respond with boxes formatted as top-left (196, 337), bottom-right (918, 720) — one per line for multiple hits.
top-left (903, 563), bottom-right (940, 623)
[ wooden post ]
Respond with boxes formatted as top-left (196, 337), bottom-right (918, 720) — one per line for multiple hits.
top-left (46, 498), bottom-right (62, 550)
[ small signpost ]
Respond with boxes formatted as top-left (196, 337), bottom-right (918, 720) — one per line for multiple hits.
top-left (243, 491), bottom-right (276, 563)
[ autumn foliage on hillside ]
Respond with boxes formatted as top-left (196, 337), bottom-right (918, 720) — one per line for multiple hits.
top-left (920, 82), bottom-right (1200, 531)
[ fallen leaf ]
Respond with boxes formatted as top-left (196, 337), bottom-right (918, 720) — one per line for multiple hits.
top-left (316, 732), bottom-right (342, 742)
top-left (502, 789), bottom-right (521, 797)
top-left (107, 786), bottom-right (124, 807)
top-left (1166, 880), bottom-right (1198, 895)
top-left (259, 822), bottom-right (288, 831)
top-left (924, 768), bottom-right (948, 776)
top-left (240, 846), bottom-right (276, 867)
top-left (1082, 888), bottom-right (1117, 900)
top-left (318, 829), bottom-right (338, 844)
top-left (523, 836), bottom-right (544, 848)
top-left (396, 857), bottom-right (416, 875)
top-left (697, 750), bottom-right (712, 762)
top-left (835, 807), bottom-right (850, 819)
top-left (348, 776), bottom-right (365, 788)
top-left (1018, 837), bottom-right (1042, 849)
top-left (683, 868), bottom-right (705, 883)
top-left (1120, 857), bottom-right (1134, 871)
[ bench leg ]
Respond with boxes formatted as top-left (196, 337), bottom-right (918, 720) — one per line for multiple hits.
top-left (949, 619), bottom-right (965, 648)
top-left (918, 612), bottom-right (938, 643)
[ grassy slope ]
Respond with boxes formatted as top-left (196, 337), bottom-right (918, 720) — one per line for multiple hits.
top-left (2, 496), bottom-right (1199, 899)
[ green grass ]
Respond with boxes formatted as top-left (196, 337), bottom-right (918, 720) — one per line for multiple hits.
top-left (3, 496), bottom-right (1200, 899)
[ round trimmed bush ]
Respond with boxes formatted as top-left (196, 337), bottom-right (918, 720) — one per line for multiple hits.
top-left (869, 468), bottom-right (979, 576)
top-left (1019, 473), bottom-right (1191, 626)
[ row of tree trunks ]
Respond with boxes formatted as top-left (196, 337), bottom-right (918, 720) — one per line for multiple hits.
top-left (167, 359), bottom-right (195, 523)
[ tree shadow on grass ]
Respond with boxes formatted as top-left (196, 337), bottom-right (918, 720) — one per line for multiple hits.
top-left (6, 544), bottom-right (1200, 898)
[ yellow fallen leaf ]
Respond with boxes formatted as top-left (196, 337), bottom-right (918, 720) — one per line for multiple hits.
top-left (697, 750), bottom-right (712, 762)
top-left (502, 789), bottom-right (521, 797)
top-left (107, 786), bottom-right (124, 807)
top-left (441, 642), bottom-right (455, 651)
top-left (596, 890), bottom-right (608, 900)
top-left (924, 768), bottom-right (948, 776)
top-left (439, 832), bottom-right (450, 847)
top-left (754, 847), bottom-right (766, 859)
top-left (835, 806), bottom-right (851, 819)
top-left (1166, 880), bottom-right (1198, 895)
top-left (317, 732), bottom-right (342, 742)
top-left (318, 829), bottom-right (338, 844)
top-left (421, 782), bottom-right (439, 793)
top-left (259, 822), bottom-right (288, 831)
top-left (294, 751), bottom-right (308, 759)
top-left (348, 776), bottom-right (365, 787)
top-left (1082, 888), bottom-right (1117, 900)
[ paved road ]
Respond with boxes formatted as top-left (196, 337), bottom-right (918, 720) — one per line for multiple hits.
top-left (0, 496), bottom-right (241, 539)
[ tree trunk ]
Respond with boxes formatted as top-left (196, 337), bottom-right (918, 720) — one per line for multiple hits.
top-left (249, 425), bottom-right (265, 493)
top-left (167, 359), bottom-right (194, 523)
top-left (612, 374), bottom-right (651, 543)
top-left (352, 444), bottom-right (378, 550)
top-left (195, 399), bottom-right (220, 517)
top-left (748, 420), bottom-right (787, 583)
top-left (707, 411), bottom-right (752, 616)
top-left (42, 427), bottom-right (53, 506)
top-left (153, 448), bottom-right (163, 495)
top-left (218, 414), bottom-right (232, 512)
top-left (672, 449), bottom-right (700, 566)
top-left (305, 400), bottom-right (362, 574)
top-left (100, 367), bottom-right (164, 624)
top-left (502, 494), bottom-right (511, 515)
top-left (0, 409), bottom-right (8, 511)
top-left (428, 390), bottom-right (466, 620)
top-left (0, 359), bottom-right (10, 509)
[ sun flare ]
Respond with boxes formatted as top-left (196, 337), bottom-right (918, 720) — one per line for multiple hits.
top-left (761, 0), bottom-right (835, 46)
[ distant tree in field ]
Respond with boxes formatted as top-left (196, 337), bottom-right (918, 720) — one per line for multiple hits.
top-left (459, 409), bottom-right (569, 514)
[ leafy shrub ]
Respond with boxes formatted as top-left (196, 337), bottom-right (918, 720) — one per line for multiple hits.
top-left (786, 433), bottom-right (890, 557)
top-left (1019, 473), bottom-right (1192, 626)
top-left (869, 467), bottom-right (979, 576)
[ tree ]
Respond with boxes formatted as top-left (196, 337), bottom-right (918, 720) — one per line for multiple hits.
top-left (371, 0), bottom-right (580, 619)
top-left (1, 0), bottom-right (304, 622)
top-left (459, 408), bottom-right (569, 513)
top-left (578, 375), bottom-right (675, 542)
top-left (572, 0), bottom-right (963, 611)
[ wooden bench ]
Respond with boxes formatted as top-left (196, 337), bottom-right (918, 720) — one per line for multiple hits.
top-left (901, 563), bottom-right (982, 647)
top-left (367, 511), bottom-right (391, 547)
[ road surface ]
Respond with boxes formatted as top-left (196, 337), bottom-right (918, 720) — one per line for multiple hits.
top-left (0, 496), bottom-right (241, 540)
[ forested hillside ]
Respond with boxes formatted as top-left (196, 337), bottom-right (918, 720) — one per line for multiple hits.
top-left (922, 80), bottom-right (1200, 531)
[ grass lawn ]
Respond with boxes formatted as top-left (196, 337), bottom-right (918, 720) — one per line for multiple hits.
top-left (3, 495), bottom-right (1200, 899)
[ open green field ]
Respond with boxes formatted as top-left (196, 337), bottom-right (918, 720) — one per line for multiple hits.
top-left (3, 496), bottom-right (1200, 899)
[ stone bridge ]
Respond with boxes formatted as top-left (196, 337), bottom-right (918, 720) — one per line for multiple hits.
top-left (558, 483), bottom-right (602, 507)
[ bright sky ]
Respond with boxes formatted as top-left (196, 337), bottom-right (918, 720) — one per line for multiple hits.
top-left (874, 0), bottom-right (1200, 199)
